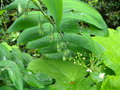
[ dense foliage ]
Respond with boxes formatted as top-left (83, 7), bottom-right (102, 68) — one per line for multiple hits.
top-left (0, 0), bottom-right (120, 90)
top-left (82, 0), bottom-right (120, 29)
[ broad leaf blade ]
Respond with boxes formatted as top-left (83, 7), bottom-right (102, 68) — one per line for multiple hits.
top-left (41, 0), bottom-right (63, 28)
top-left (0, 43), bottom-right (11, 60)
top-left (93, 29), bottom-right (120, 75)
top-left (0, 60), bottom-right (23, 90)
top-left (0, 86), bottom-right (14, 90)
top-left (63, 33), bottom-right (101, 55)
top-left (11, 47), bottom-right (25, 70)
top-left (3, 0), bottom-right (38, 10)
top-left (27, 33), bottom-right (60, 49)
top-left (60, 0), bottom-right (108, 36)
top-left (8, 11), bottom-right (46, 32)
top-left (101, 76), bottom-right (120, 90)
top-left (24, 72), bottom-right (45, 88)
top-left (28, 59), bottom-right (97, 90)
top-left (17, 23), bottom-right (53, 44)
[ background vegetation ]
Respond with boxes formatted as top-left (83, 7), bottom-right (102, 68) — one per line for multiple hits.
top-left (0, 0), bottom-right (120, 90)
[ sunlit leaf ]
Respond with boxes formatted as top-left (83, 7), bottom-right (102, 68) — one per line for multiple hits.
top-left (28, 59), bottom-right (97, 90)
top-left (0, 10), bottom-right (6, 15)
top-left (101, 76), bottom-right (120, 90)
top-left (93, 29), bottom-right (120, 75)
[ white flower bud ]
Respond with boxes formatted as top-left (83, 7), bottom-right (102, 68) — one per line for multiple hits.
top-left (99, 73), bottom-right (105, 79)
top-left (86, 68), bottom-right (92, 73)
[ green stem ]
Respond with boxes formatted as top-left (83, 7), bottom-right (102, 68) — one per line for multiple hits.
top-left (32, 0), bottom-right (55, 27)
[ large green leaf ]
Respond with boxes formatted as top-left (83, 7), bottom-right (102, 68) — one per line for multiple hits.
top-left (27, 32), bottom-right (103, 59)
top-left (3, 0), bottom-right (38, 10)
top-left (101, 76), bottom-right (120, 90)
top-left (11, 47), bottom-right (25, 70)
top-left (0, 86), bottom-right (14, 90)
top-left (93, 29), bottom-right (120, 75)
top-left (41, 0), bottom-right (63, 28)
top-left (0, 60), bottom-right (23, 90)
top-left (63, 33), bottom-right (103, 55)
top-left (24, 72), bottom-right (45, 88)
top-left (17, 23), bottom-right (53, 44)
top-left (60, 0), bottom-right (108, 36)
top-left (27, 33), bottom-right (60, 49)
top-left (0, 43), bottom-right (11, 60)
top-left (8, 11), bottom-right (47, 32)
top-left (28, 59), bottom-right (97, 90)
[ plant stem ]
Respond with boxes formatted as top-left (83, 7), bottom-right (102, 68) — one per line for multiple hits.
top-left (32, 0), bottom-right (68, 45)
top-left (32, 0), bottom-right (55, 27)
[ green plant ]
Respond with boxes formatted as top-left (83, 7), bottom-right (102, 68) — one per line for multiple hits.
top-left (3, 0), bottom-right (120, 90)
top-left (82, 0), bottom-right (120, 29)
top-left (93, 28), bottom-right (120, 90)
top-left (28, 28), bottom-right (120, 90)
top-left (0, 42), bottom-right (54, 89)
top-left (4, 0), bottom-right (108, 59)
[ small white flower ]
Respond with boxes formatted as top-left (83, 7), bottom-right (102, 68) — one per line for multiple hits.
top-left (18, 3), bottom-right (22, 14)
top-left (74, 62), bottom-right (76, 64)
top-left (82, 57), bottom-right (86, 60)
top-left (86, 68), bottom-right (92, 73)
top-left (99, 73), bottom-right (105, 79)
top-left (28, 71), bottom-right (32, 75)
top-left (3, 56), bottom-right (6, 60)
top-left (80, 54), bottom-right (83, 56)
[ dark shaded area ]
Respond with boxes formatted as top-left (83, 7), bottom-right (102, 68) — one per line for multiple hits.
top-left (82, 0), bottom-right (120, 29)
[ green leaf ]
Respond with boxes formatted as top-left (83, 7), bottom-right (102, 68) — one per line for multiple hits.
top-left (0, 60), bottom-right (23, 90)
top-left (39, 42), bottom-right (66, 54)
top-left (0, 86), bottom-right (14, 90)
top-left (28, 59), bottom-right (97, 90)
top-left (17, 23), bottom-right (53, 44)
top-left (0, 10), bottom-right (6, 15)
top-left (11, 47), bottom-right (25, 70)
top-left (0, 43), bottom-right (11, 60)
top-left (93, 29), bottom-right (120, 75)
top-left (41, 0), bottom-right (63, 28)
top-left (116, 26), bottom-right (120, 31)
top-left (60, 19), bottom-right (108, 36)
top-left (27, 33), bottom-right (60, 49)
top-left (60, 0), bottom-right (108, 36)
top-left (8, 11), bottom-right (47, 32)
top-left (63, 33), bottom-right (102, 55)
top-left (24, 71), bottom-right (45, 88)
top-left (30, 87), bottom-right (49, 90)
top-left (22, 53), bottom-right (33, 65)
top-left (3, 0), bottom-right (38, 10)
top-left (39, 46), bottom-right (57, 54)
top-left (101, 76), bottom-right (120, 90)
top-left (45, 52), bottom-right (64, 60)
